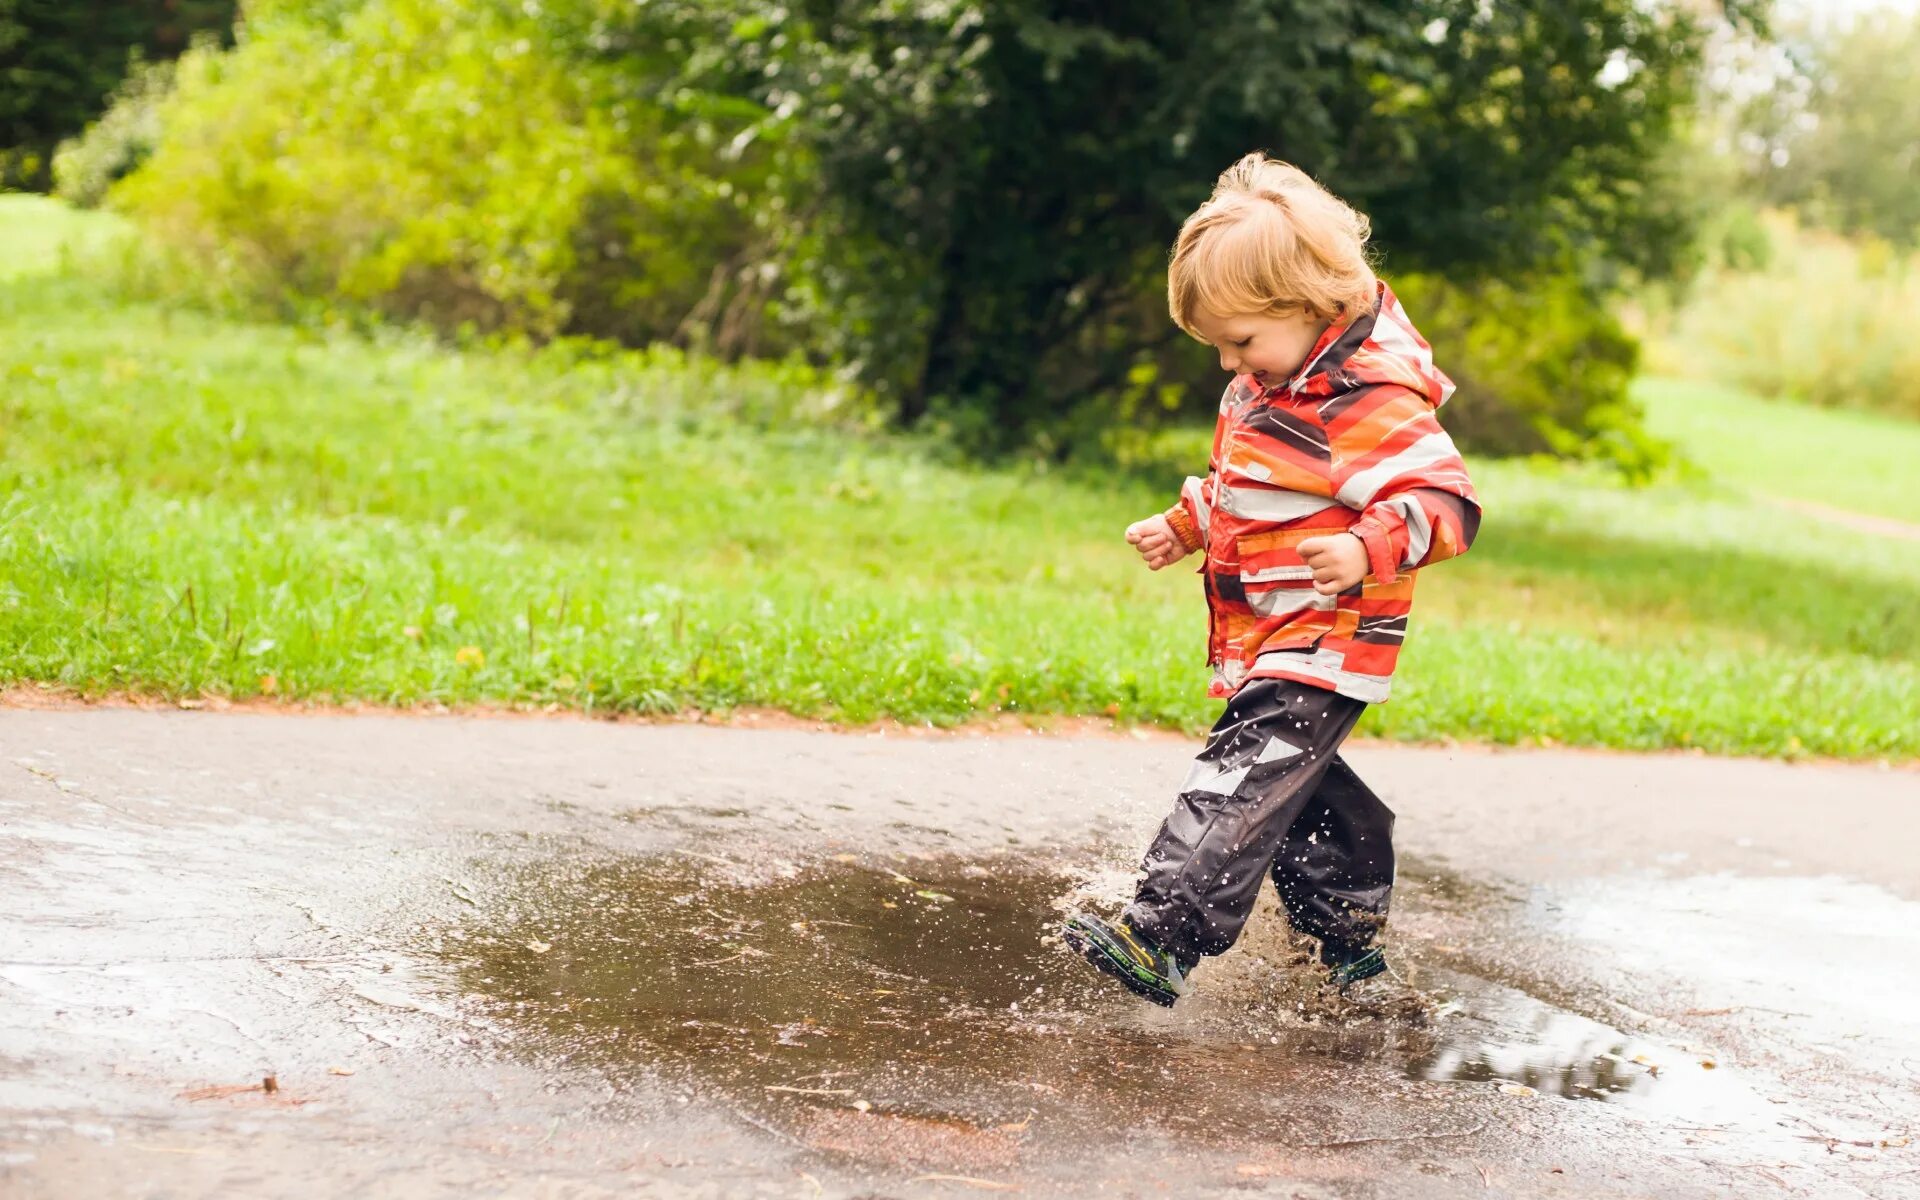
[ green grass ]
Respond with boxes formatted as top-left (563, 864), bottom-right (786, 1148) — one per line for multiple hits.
top-left (1638, 376), bottom-right (1920, 520)
top-left (2, 195), bottom-right (1916, 759)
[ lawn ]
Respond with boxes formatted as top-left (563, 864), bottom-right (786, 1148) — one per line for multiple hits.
top-left (1637, 376), bottom-right (1920, 520)
top-left (3, 196), bottom-right (1915, 759)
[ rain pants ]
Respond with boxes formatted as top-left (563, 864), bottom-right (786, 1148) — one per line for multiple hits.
top-left (1123, 679), bottom-right (1392, 967)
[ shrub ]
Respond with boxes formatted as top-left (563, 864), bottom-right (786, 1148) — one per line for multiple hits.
top-left (0, 0), bottom-right (235, 190)
top-left (51, 50), bottom-right (181, 209)
top-left (1651, 212), bottom-right (1920, 421)
top-left (1390, 271), bottom-right (1661, 476)
top-left (630, 0), bottom-right (1741, 451)
top-left (110, 0), bottom-right (756, 347)
top-left (1060, 268), bottom-right (1662, 480)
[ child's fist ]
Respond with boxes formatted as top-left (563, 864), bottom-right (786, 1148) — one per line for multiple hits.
top-left (1126, 514), bottom-right (1191, 571)
top-left (1297, 533), bottom-right (1368, 595)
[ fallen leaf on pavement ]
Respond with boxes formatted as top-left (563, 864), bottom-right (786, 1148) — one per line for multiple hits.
top-left (908, 1175), bottom-right (1018, 1192)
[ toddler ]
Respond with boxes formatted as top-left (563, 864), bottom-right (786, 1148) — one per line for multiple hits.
top-left (1063, 154), bottom-right (1481, 1005)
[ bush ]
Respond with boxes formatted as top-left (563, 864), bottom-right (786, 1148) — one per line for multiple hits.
top-left (0, 0), bottom-right (235, 191)
top-left (1650, 212), bottom-right (1920, 421)
top-left (1060, 269), bottom-right (1660, 481)
top-left (52, 51), bottom-right (180, 209)
top-left (114, 0), bottom-right (1728, 467)
top-left (1373, 272), bottom-right (1660, 476)
top-left (110, 0), bottom-right (758, 348)
top-left (634, 0), bottom-right (1729, 450)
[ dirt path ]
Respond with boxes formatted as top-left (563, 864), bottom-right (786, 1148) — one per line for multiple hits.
top-left (2, 709), bottom-right (1916, 1198)
top-left (1769, 494), bottom-right (1920, 542)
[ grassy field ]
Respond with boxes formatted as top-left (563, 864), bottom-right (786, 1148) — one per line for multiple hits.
top-left (3, 196), bottom-right (1915, 759)
top-left (1638, 376), bottom-right (1920, 519)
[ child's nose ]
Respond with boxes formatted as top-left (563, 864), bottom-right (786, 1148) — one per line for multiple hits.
top-left (1218, 349), bottom-right (1238, 372)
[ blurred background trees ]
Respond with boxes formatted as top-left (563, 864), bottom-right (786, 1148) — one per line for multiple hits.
top-left (0, 0), bottom-right (235, 188)
top-left (22, 0), bottom-right (1916, 458)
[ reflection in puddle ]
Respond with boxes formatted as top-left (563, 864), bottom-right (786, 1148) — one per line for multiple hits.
top-left (1412, 987), bottom-right (1750, 1119)
top-left (437, 852), bottom-right (1771, 1155)
top-left (1547, 872), bottom-right (1920, 1068)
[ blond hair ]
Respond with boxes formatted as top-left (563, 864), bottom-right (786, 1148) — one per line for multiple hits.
top-left (1167, 153), bottom-right (1377, 337)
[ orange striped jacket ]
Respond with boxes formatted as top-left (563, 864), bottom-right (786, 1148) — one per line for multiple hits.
top-left (1162, 282), bottom-right (1480, 703)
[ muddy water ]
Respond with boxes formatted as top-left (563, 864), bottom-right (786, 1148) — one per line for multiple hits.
top-left (439, 850), bottom-right (1775, 1177)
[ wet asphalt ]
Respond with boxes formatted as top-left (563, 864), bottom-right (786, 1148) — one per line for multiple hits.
top-left (2, 708), bottom-right (1917, 1198)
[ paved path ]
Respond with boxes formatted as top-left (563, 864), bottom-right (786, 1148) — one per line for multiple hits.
top-left (3, 709), bottom-right (1917, 1198)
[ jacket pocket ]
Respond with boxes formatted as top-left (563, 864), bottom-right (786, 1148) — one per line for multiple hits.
top-left (1235, 526), bottom-right (1346, 650)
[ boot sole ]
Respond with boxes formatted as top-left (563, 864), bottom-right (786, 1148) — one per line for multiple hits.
top-left (1061, 916), bottom-right (1181, 1008)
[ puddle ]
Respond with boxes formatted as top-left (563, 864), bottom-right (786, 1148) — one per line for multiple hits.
top-left (434, 850), bottom-right (1785, 1164)
top-left (1412, 984), bottom-right (1751, 1117)
top-left (1544, 872), bottom-right (1920, 1068)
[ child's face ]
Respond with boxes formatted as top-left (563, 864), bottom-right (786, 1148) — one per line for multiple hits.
top-left (1191, 308), bottom-right (1332, 390)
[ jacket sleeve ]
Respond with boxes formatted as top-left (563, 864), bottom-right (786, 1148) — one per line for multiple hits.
top-left (1162, 476), bottom-right (1209, 554)
top-left (1163, 390), bottom-right (1235, 554)
top-left (1332, 388), bottom-right (1481, 585)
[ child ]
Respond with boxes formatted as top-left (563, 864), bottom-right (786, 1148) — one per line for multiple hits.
top-left (1062, 154), bottom-right (1480, 1006)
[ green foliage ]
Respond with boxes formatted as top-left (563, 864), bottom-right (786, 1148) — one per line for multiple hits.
top-left (1710, 202), bottom-right (1774, 274)
top-left (111, 0), bottom-right (1755, 463)
top-left (51, 50), bottom-right (181, 209)
top-left (112, 0), bottom-right (759, 347)
top-left (0, 0), bottom-right (233, 190)
top-left (1740, 8), bottom-right (1920, 249)
top-left (1389, 272), bottom-right (1663, 478)
top-left (619, 0), bottom-right (1752, 448)
top-left (1648, 212), bottom-right (1920, 421)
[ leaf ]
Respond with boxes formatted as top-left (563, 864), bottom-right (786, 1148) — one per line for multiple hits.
top-left (455, 645), bottom-right (486, 668)
top-left (1499, 1083), bottom-right (1537, 1097)
top-left (525, 939), bottom-right (551, 954)
top-left (915, 889), bottom-right (954, 902)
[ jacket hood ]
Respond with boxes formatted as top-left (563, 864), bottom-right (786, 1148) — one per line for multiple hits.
top-left (1279, 281), bottom-right (1455, 411)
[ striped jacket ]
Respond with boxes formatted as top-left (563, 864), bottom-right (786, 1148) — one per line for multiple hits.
top-left (1162, 282), bottom-right (1480, 704)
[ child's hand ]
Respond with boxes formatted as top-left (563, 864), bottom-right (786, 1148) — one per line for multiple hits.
top-left (1126, 514), bottom-right (1191, 571)
top-left (1297, 533), bottom-right (1368, 594)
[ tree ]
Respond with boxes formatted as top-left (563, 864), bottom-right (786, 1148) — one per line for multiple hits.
top-left (0, 0), bottom-right (235, 189)
top-left (611, 0), bottom-right (1761, 447)
top-left (1744, 7), bottom-right (1920, 248)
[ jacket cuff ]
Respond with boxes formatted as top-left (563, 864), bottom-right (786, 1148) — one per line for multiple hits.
top-left (1349, 519), bottom-right (1400, 585)
top-left (1164, 505), bottom-right (1204, 553)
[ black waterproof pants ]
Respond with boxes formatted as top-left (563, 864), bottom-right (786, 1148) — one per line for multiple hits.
top-left (1123, 679), bottom-right (1395, 969)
